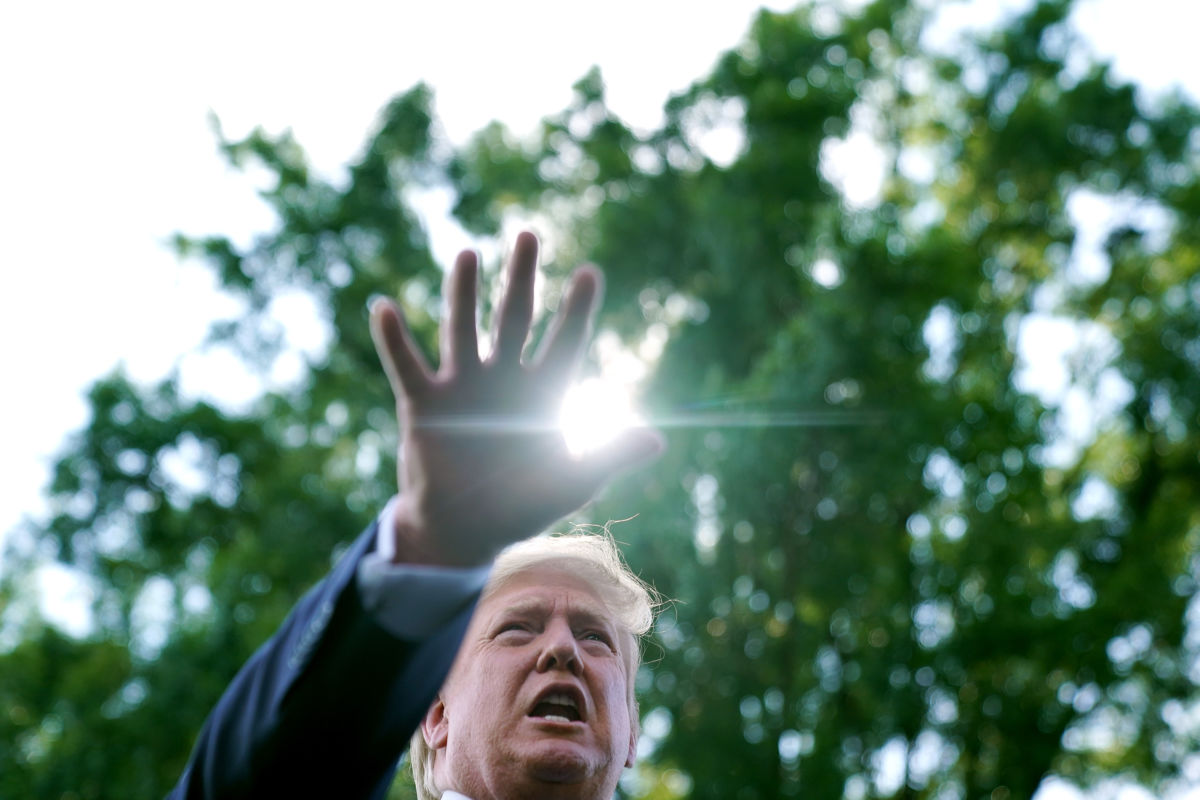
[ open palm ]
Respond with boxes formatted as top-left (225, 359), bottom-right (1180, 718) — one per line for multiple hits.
top-left (369, 232), bottom-right (663, 567)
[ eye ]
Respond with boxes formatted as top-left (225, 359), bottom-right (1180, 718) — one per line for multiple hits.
top-left (580, 630), bottom-right (615, 648)
top-left (495, 622), bottom-right (534, 640)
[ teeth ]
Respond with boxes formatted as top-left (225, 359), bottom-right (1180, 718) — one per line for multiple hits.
top-left (544, 693), bottom-right (578, 709)
top-left (544, 714), bottom-right (571, 723)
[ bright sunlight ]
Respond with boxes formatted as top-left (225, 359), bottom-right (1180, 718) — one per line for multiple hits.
top-left (559, 377), bottom-right (643, 457)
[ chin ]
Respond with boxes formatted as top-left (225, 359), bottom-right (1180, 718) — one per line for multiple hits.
top-left (523, 741), bottom-right (604, 784)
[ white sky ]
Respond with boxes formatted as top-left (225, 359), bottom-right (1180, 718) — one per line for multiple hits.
top-left (3, 0), bottom-right (1196, 543)
top-left (0, 0), bottom-right (797, 541)
top-left (1, 2), bottom-right (1198, 794)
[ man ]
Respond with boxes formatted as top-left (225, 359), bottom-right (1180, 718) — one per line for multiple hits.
top-left (170, 232), bottom-right (664, 799)
top-left (409, 530), bottom-right (656, 799)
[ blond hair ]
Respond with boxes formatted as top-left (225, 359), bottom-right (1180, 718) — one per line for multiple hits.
top-left (409, 530), bottom-right (658, 800)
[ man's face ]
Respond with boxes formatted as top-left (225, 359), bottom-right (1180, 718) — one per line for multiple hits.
top-left (423, 565), bottom-right (637, 800)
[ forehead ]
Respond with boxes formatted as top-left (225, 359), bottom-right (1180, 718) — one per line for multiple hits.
top-left (478, 565), bottom-right (615, 625)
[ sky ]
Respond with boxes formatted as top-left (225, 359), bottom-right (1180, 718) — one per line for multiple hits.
top-left (3, 0), bottom-right (1197, 544)
top-left (2, 0), bottom-right (1199, 795)
top-left (4, 0), bottom-right (1193, 550)
top-left (2, 0), bottom-right (1197, 609)
top-left (0, 0), bottom-right (797, 541)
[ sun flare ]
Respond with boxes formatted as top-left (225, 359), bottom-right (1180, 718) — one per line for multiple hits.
top-left (559, 378), bottom-right (643, 457)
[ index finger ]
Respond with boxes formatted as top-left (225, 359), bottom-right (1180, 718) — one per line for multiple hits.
top-left (531, 265), bottom-right (602, 388)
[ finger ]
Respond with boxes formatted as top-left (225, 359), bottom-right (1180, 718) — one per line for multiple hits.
top-left (532, 265), bottom-right (602, 388)
top-left (441, 249), bottom-right (480, 374)
top-left (370, 297), bottom-right (434, 401)
top-left (569, 426), bottom-right (665, 490)
top-left (490, 231), bottom-right (540, 363)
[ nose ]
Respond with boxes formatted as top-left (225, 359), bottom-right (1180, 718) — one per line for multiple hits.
top-left (535, 619), bottom-right (581, 675)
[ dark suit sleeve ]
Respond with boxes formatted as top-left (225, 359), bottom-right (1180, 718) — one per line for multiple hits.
top-left (168, 520), bottom-right (478, 800)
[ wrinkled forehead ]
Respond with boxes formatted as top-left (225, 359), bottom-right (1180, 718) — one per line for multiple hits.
top-left (480, 565), bottom-right (617, 626)
top-left (478, 564), bottom-right (639, 661)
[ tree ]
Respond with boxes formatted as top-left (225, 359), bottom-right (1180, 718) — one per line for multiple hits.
top-left (4, 1), bottom-right (1199, 798)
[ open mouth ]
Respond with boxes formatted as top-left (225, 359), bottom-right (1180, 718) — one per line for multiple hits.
top-left (529, 690), bottom-right (584, 723)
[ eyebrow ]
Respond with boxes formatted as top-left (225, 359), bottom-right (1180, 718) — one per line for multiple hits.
top-left (494, 599), bottom-right (615, 630)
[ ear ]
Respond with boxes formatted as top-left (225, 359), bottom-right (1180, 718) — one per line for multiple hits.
top-left (421, 695), bottom-right (450, 750)
top-left (625, 723), bottom-right (638, 768)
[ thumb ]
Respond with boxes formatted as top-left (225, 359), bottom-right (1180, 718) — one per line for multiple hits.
top-left (570, 426), bottom-right (666, 491)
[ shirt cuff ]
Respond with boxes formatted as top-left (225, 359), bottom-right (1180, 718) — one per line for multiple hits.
top-left (355, 497), bottom-right (492, 640)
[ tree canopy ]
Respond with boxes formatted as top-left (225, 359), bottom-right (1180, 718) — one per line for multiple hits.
top-left (4, 1), bottom-right (1200, 798)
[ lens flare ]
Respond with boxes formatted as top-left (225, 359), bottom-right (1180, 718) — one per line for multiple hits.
top-left (559, 378), bottom-right (642, 457)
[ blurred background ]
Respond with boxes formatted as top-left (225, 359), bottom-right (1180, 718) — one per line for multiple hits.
top-left (3, 0), bottom-right (1200, 797)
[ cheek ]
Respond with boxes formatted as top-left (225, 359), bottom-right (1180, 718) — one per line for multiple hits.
top-left (454, 651), bottom-right (528, 705)
top-left (601, 672), bottom-right (634, 727)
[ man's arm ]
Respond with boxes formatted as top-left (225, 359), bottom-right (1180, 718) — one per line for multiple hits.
top-left (171, 520), bottom-right (475, 800)
top-left (169, 233), bottom-right (662, 799)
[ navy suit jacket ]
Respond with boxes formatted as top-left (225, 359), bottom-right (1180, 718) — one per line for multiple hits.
top-left (168, 521), bottom-right (478, 799)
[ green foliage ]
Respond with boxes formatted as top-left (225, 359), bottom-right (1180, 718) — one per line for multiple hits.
top-left (4, 1), bottom-right (1200, 798)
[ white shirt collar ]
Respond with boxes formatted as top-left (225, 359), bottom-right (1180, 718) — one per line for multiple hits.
top-left (442, 792), bottom-right (474, 800)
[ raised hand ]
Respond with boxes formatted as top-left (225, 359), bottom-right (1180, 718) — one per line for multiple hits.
top-left (369, 231), bottom-right (663, 567)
